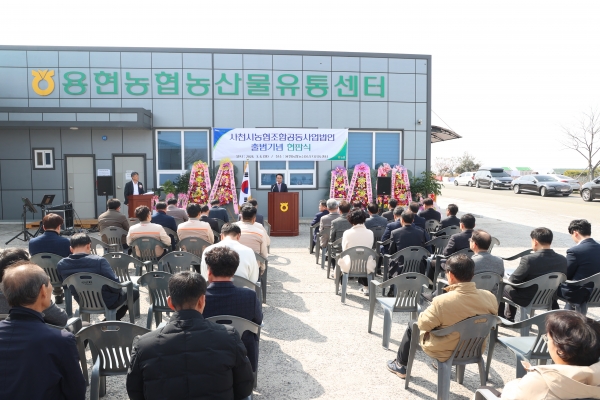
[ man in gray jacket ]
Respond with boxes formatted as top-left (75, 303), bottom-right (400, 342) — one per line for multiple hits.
top-left (318, 199), bottom-right (340, 248)
top-left (470, 229), bottom-right (504, 277)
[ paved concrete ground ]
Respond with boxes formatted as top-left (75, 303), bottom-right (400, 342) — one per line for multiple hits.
top-left (0, 190), bottom-right (597, 399)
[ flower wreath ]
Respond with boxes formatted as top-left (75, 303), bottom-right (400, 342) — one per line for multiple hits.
top-left (209, 159), bottom-right (239, 214)
top-left (347, 162), bottom-right (373, 207)
top-left (187, 160), bottom-right (212, 205)
top-left (330, 166), bottom-right (349, 200)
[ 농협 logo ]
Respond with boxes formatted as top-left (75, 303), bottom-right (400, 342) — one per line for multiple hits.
top-left (280, 202), bottom-right (289, 213)
top-left (31, 70), bottom-right (55, 96)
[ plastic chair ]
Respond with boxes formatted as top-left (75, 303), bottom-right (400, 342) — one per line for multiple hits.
top-left (368, 226), bottom-right (387, 250)
top-left (433, 248), bottom-right (475, 288)
top-left (309, 222), bottom-right (319, 254)
top-left (47, 317), bottom-right (83, 334)
top-left (326, 237), bottom-right (343, 278)
top-left (502, 272), bottom-right (567, 336)
top-left (436, 225), bottom-right (460, 237)
top-left (501, 249), bottom-right (534, 261)
top-left (334, 246), bottom-right (378, 303)
top-left (163, 227), bottom-right (179, 248)
top-left (425, 235), bottom-right (451, 259)
top-left (102, 253), bottom-right (142, 317)
top-left (315, 226), bottom-right (330, 265)
top-left (216, 218), bottom-right (226, 232)
top-left (264, 221), bottom-right (271, 236)
top-left (130, 237), bottom-right (170, 271)
top-left (383, 246), bottom-right (431, 291)
top-left (255, 252), bottom-right (268, 303)
top-left (178, 237), bottom-right (211, 258)
top-left (76, 321), bottom-right (150, 395)
top-left (158, 251), bottom-right (201, 274)
top-left (99, 227), bottom-right (128, 253)
top-left (425, 219), bottom-right (441, 234)
top-left (138, 271), bottom-right (172, 330)
top-left (30, 253), bottom-right (64, 294)
top-left (207, 315), bottom-right (261, 388)
top-left (488, 237), bottom-right (500, 253)
top-left (63, 272), bottom-right (135, 323)
top-left (368, 272), bottom-right (431, 348)
top-left (232, 275), bottom-right (263, 304)
top-left (557, 272), bottom-right (600, 316)
top-left (213, 229), bottom-right (220, 243)
top-left (128, 217), bottom-right (140, 226)
top-left (437, 272), bottom-right (504, 305)
top-left (90, 236), bottom-right (108, 255)
top-left (405, 314), bottom-right (499, 400)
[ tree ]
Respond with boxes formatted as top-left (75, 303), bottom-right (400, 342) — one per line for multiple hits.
top-left (433, 156), bottom-right (457, 176)
top-left (560, 109), bottom-right (600, 181)
top-left (454, 152), bottom-right (481, 174)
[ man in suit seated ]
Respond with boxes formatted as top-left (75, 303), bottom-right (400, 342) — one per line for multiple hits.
top-left (166, 198), bottom-right (188, 222)
top-left (202, 246), bottom-right (263, 372)
top-left (381, 199), bottom-right (398, 222)
top-left (380, 206), bottom-right (404, 255)
top-left (127, 206), bottom-right (172, 258)
top-left (199, 204), bottom-right (220, 233)
top-left (271, 173), bottom-right (288, 192)
top-left (418, 198), bottom-right (441, 222)
top-left (440, 203), bottom-right (460, 229)
top-left (470, 229), bottom-right (504, 277)
top-left (499, 227), bottom-right (567, 321)
top-left (388, 211), bottom-right (432, 277)
top-left (98, 198), bottom-right (130, 250)
top-left (208, 199), bottom-right (229, 222)
top-left (235, 204), bottom-right (268, 275)
top-left (29, 213), bottom-right (71, 304)
top-left (330, 200), bottom-right (352, 243)
top-left (409, 202), bottom-right (426, 230)
top-left (151, 202), bottom-right (178, 249)
top-left (365, 202), bottom-right (389, 230)
top-left (310, 200), bottom-right (329, 252)
top-left (123, 171), bottom-right (145, 205)
top-left (177, 203), bottom-right (214, 244)
top-left (57, 233), bottom-right (140, 321)
top-left (556, 219), bottom-right (600, 314)
top-left (0, 263), bottom-right (85, 399)
top-left (318, 199), bottom-right (340, 250)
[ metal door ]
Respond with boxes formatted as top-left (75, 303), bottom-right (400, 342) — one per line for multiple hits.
top-left (113, 155), bottom-right (146, 217)
top-left (65, 156), bottom-right (96, 219)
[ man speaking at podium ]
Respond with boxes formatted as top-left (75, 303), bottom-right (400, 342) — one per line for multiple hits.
top-left (271, 173), bottom-right (288, 193)
top-left (124, 172), bottom-right (146, 205)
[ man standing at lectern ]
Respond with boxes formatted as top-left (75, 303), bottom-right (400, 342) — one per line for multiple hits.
top-left (124, 172), bottom-right (146, 205)
top-left (271, 174), bottom-right (288, 192)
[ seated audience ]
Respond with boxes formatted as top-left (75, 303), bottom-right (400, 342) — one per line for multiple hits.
top-left (556, 219), bottom-right (600, 314)
top-left (330, 200), bottom-right (353, 243)
top-left (500, 311), bottom-right (600, 399)
top-left (235, 204), bottom-right (268, 275)
top-left (440, 203), bottom-right (460, 229)
top-left (470, 229), bottom-right (505, 277)
top-left (126, 271), bottom-right (254, 400)
top-left (177, 203), bottom-right (214, 244)
top-left (237, 199), bottom-right (265, 226)
top-left (127, 206), bottom-right (171, 257)
top-left (202, 247), bottom-right (263, 371)
top-left (442, 213), bottom-right (476, 256)
top-left (201, 223), bottom-right (260, 283)
top-left (311, 200), bottom-right (329, 251)
top-left (386, 255), bottom-right (498, 379)
top-left (319, 199), bottom-right (340, 249)
top-left (58, 233), bottom-right (140, 321)
top-left (418, 198), bottom-right (441, 222)
top-left (199, 204), bottom-right (220, 232)
top-left (380, 206), bottom-right (405, 254)
top-left (388, 211), bottom-right (432, 276)
top-left (208, 199), bottom-right (230, 222)
top-left (352, 201), bottom-right (370, 219)
top-left (166, 198), bottom-right (189, 222)
top-left (364, 202), bottom-right (389, 230)
top-left (338, 209), bottom-right (376, 295)
top-left (151, 201), bottom-right (178, 249)
top-left (29, 212), bottom-right (70, 304)
top-left (409, 202), bottom-right (426, 230)
top-left (381, 198), bottom-right (398, 222)
top-left (0, 248), bottom-right (68, 326)
top-left (0, 263), bottom-right (85, 399)
top-left (499, 228), bottom-right (567, 322)
top-left (97, 198), bottom-right (130, 249)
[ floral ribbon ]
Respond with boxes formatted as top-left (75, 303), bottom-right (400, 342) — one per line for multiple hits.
top-left (391, 165), bottom-right (412, 206)
top-left (187, 160), bottom-right (212, 205)
top-left (347, 162), bottom-right (373, 206)
top-left (330, 166), bottom-right (349, 199)
top-left (209, 159), bottom-right (239, 214)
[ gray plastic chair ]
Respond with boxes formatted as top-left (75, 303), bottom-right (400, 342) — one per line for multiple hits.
top-left (216, 218), bottom-right (226, 232)
top-left (30, 252), bottom-right (64, 293)
top-left (255, 252), bottom-right (268, 303)
top-left (163, 227), bottom-right (179, 248)
top-left (334, 246), bottom-right (378, 303)
top-left (558, 272), bottom-right (600, 315)
top-left (178, 237), bottom-right (211, 258)
top-left (213, 229), bottom-right (221, 243)
top-left (158, 251), bottom-right (201, 274)
top-left (487, 310), bottom-right (571, 380)
top-left (425, 219), bottom-right (441, 233)
top-left (315, 226), bottom-right (331, 265)
top-left (501, 249), bottom-right (534, 261)
top-left (138, 271), bottom-right (172, 330)
top-left (309, 221), bottom-right (319, 254)
top-left (232, 275), bottom-right (263, 304)
top-left (47, 316), bottom-right (83, 334)
top-left (436, 225), bottom-right (460, 237)
top-left (425, 235), bottom-right (451, 259)
top-left (99, 227), bottom-right (128, 253)
top-left (405, 314), bottom-right (499, 400)
top-left (368, 226), bottom-right (387, 250)
top-left (102, 253), bottom-right (141, 317)
top-left (90, 236), bottom-right (108, 255)
top-left (130, 237), bottom-right (170, 271)
top-left (383, 246), bottom-right (431, 289)
top-left (264, 221), bottom-right (271, 236)
top-left (63, 272), bottom-right (135, 323)
top-left (488, 237), bottom-right (500, 253)
top-left (326, 237), bottom-right (343, 278)
top-left (433, 248), bottom-right (474, 288)
top-left (503, 272), bottom-right (567, 336)
top-left (76, 321), bottom-right (150, 395)
top-left (368, 272), bottom-right (431, 348)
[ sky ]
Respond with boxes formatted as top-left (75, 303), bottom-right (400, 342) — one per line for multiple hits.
top-left (2, 0), bottom-right (599, 172)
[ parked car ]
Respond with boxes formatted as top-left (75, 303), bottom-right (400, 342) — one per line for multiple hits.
top-left (580, 177), bottom-right (600, 201)
top-left (474, 168), bottom-right (513, 190)
top-left (548, 174), bottom-right (581, 192)
top-left (512, 174), bottom-right (573, 197)
top-left (454, 171), bottom-right (476, 186)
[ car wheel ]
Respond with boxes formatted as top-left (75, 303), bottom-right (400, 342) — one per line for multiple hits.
top-left (454, 180), bottom-right (459, 186)
top-left (467, 181), bottom-right (473, 187)
top-left (475, 180), bottom-right (480, 188)
top-left (540, 187), bottom-right (548, 197)
top-left (582, 189), bottom-right (593, 202)
top-left (513, 185), bottom-right (520, 194)
top-left (489, 182), bottom-right (495, 190)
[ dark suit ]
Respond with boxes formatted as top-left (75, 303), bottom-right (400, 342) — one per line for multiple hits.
top-left (29, 230), bottom-right (71, 258)
top-left (440, 215), bottom-right (460, 229)
top-left (419, 208), bottom-right (441, 222)
top-left (381, 210), bottom-right (394, 222)
top-left (413, 214), bottom-right (426, 230)
top-left (151, 211), bottom-right (178, 249)
top-left (0, 307), bottom-right (86, 400)
top-left (203, 282), bottom-right (263, 371)
top-left (380, 220), bottom-right (401, 254)
top-left (501, 249), bottom-right (567, 320)
top-left (208, 206), bottom-right (229, 222)
top-left (388, 224), bottom-right (431, 274)
top-left (365, 214), bottom-right (389, 230)
top-left (443, 230), bottom-right (473, 257)
top-left (200, 215), bottom-right (219, 232)
top-left (124, 180), bottom-right (146, 205)
top-left (271, 183), bottom-right (288, 192)
top-left (311, 210), bottom-right (329, 247)
top-left (558, 238), bottom-right (600, 305)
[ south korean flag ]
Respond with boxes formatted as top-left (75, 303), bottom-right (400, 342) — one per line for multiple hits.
top-left (239, 161), bottom-right (251, 205)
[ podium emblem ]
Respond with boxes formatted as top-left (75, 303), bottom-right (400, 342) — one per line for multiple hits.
top-left (31, 70), bottom-right (56, 96)
top-left (279, 202), bottom-right (289, 212)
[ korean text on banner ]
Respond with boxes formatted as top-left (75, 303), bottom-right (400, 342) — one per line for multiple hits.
top-left (239, 161), bottom-right (251, 206)
top-left (212, 128), bottom-right (348, 161)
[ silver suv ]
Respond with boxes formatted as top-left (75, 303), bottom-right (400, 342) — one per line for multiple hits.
top-left (475, 168), bottom-right (513, 190)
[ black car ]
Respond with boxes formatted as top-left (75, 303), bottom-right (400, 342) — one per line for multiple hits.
top-left (581, 177), bottom-right (600, 201)
top-left (474, 168), bottom-right (513, 189)
top-left (512, 175), bottom-right (573, 197)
